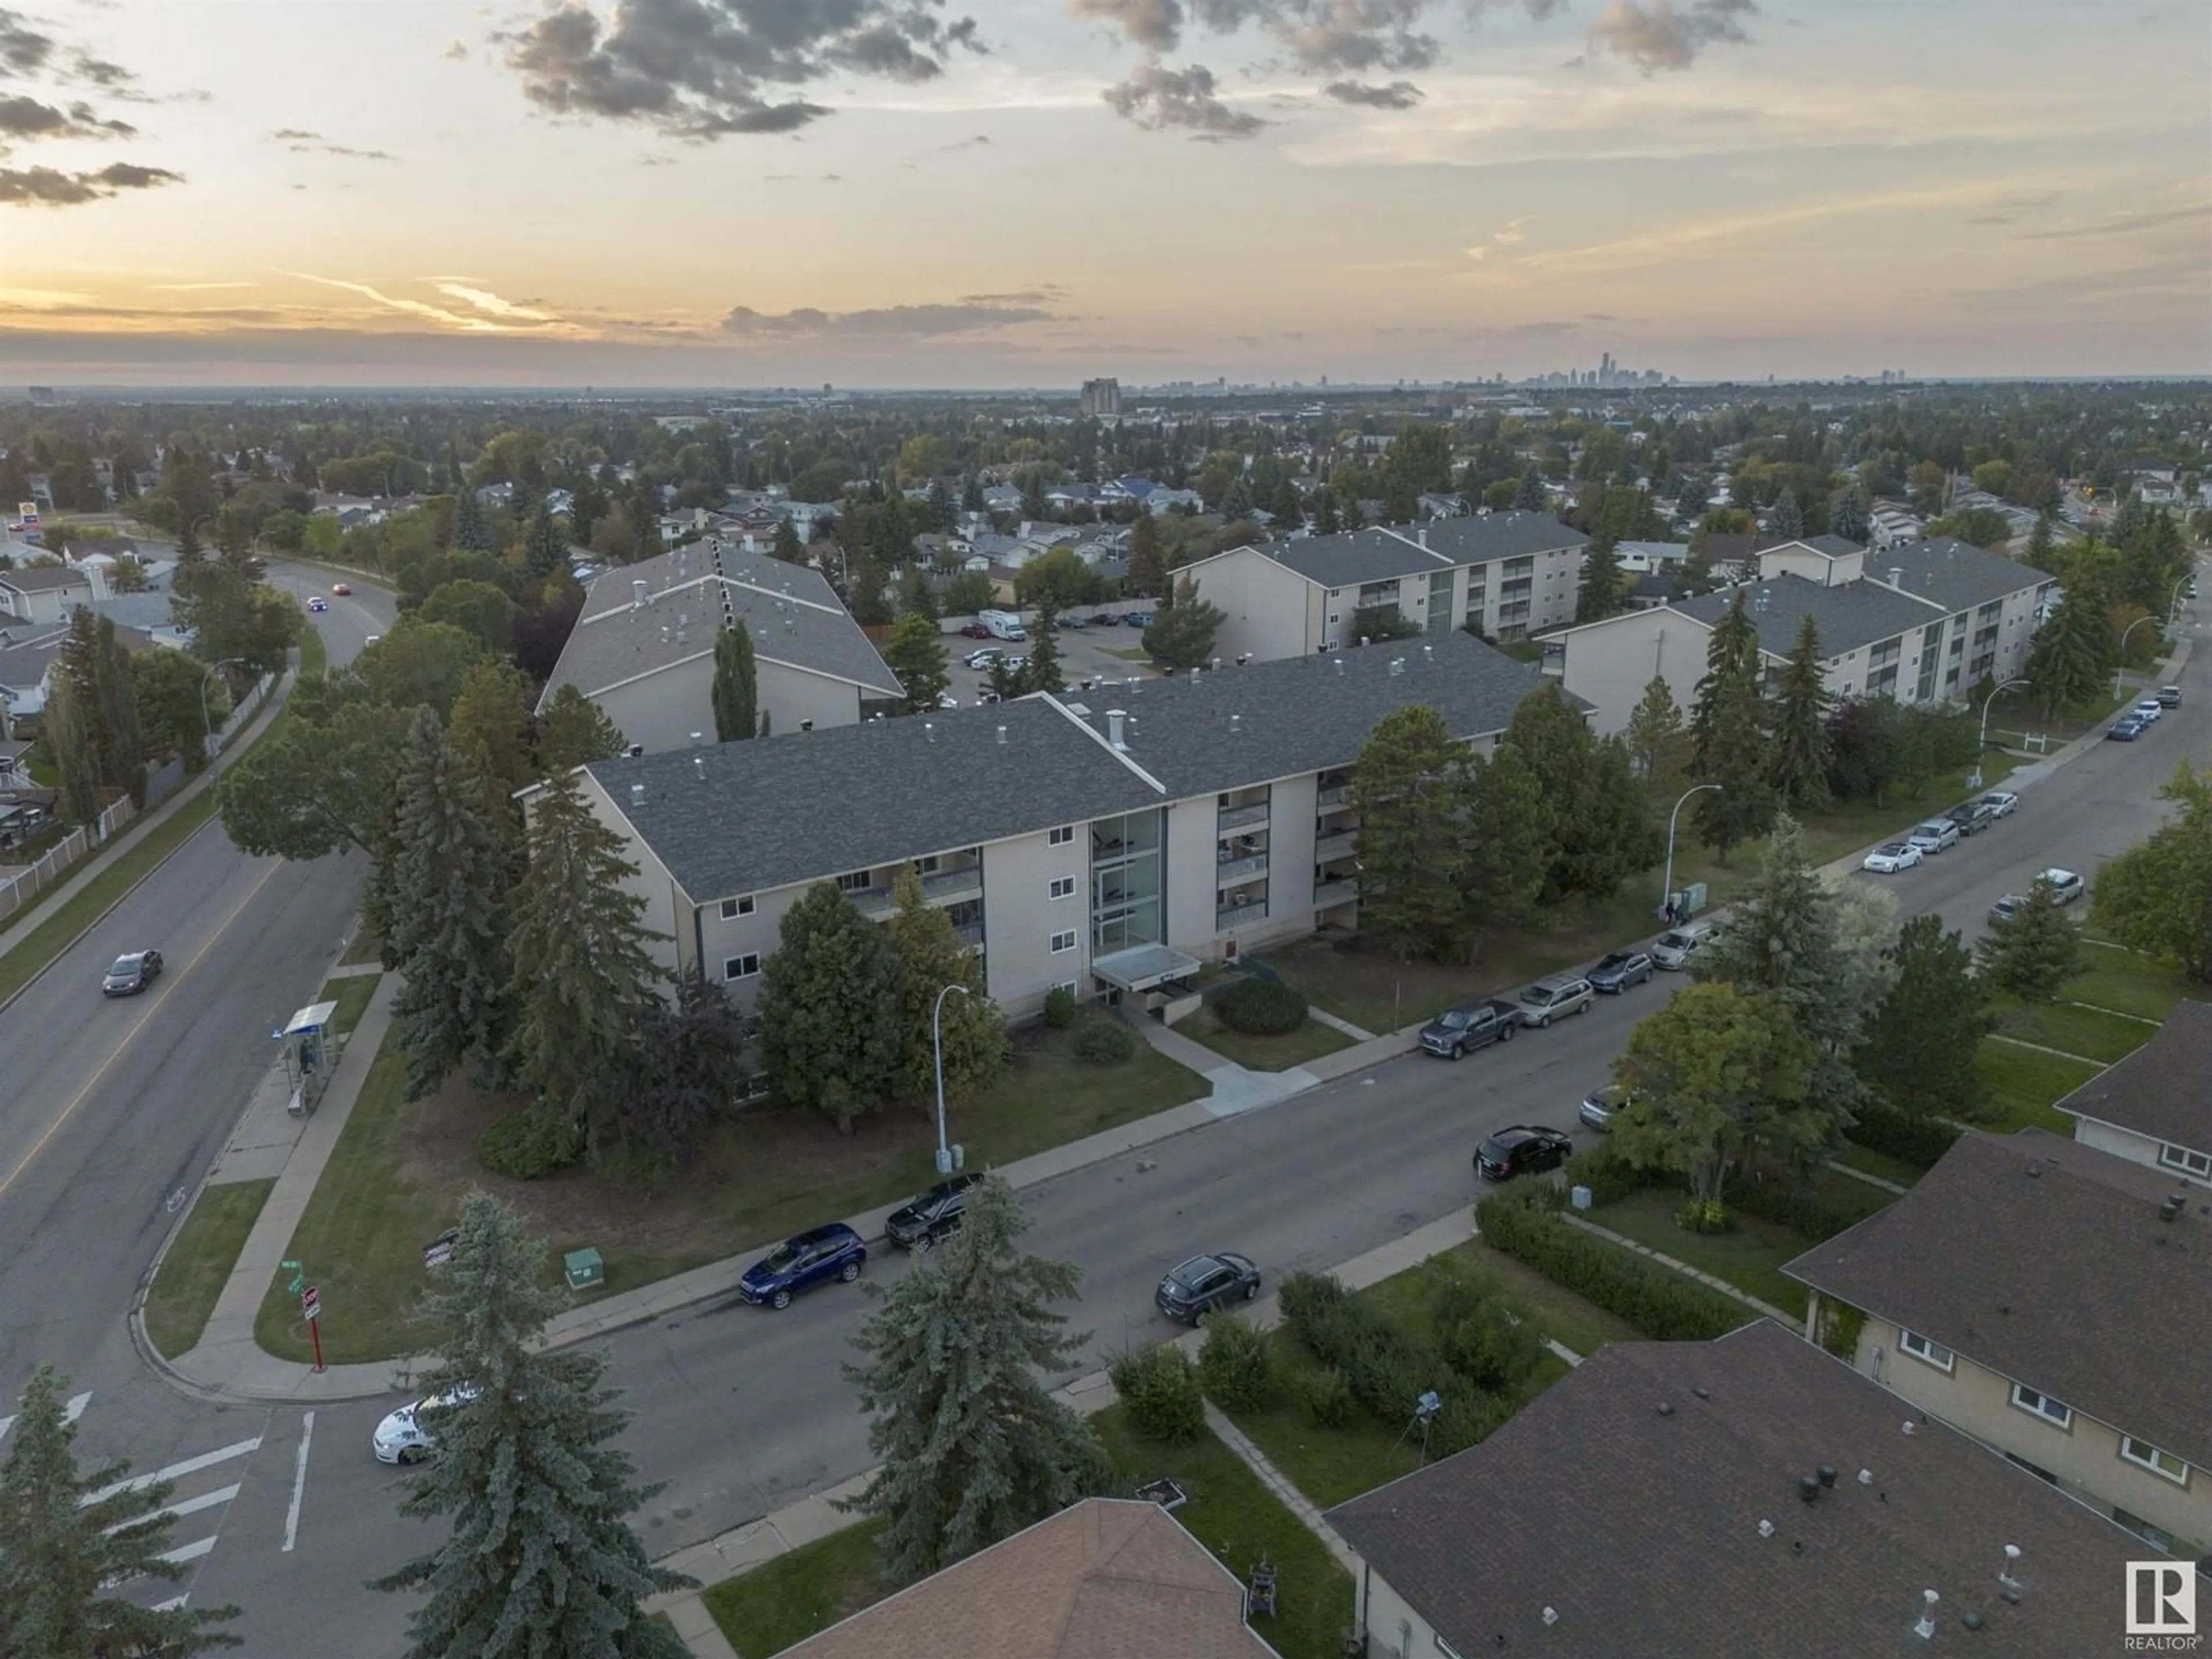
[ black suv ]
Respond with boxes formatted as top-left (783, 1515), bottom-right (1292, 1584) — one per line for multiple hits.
top-left (884, 1174), bottom-right (984, 1251)
top-left (1945, 801), bottom-right (1995, 836)
top-left (1418, 999), bottom-right (1520, 1059)
top-left (1475, 1126), bottom-right (1573, 1182)
top-left (1154, 1252), bottom-right (1262, 1324)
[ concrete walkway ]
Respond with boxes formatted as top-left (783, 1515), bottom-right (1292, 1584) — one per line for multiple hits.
top-left (1559, 1213), bottom-right (1797, 1325)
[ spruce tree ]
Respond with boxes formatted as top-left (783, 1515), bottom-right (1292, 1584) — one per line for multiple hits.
top-left (1314, 488), bottom-right (1340, 535)
top-left (388, 709), bottom-right (512, 1099)
top-left (371, 1192), bottom-right (691, 1659)
top-left (1623, 673), bottom-right (1691, 796)
top-left (1854, 914), bottom-right (1991, 1121)
top-left (711, 623), bottom-right (759, 742)
top-left (1575, 532), bottom-right (1626, 623)
top-left (2026, 509), bottom-right (2054, 564)
top-left (1771, 488), bottom-right (1805, 540)
top-left (1767, 612), bottom-right (1832, 810)
top-left (839, 1176), bottom-right (1112, 1585)
top-left (1460, 740), bottom-right (1555, 937)
top-left (570, 473), bottom-right (607, 548)
top-left (1124, 512), bottom-right (1165, 597)
top-left (1022, 602), bottom-right (1065, 694)
top-left (1504, 682), bottom-right (1662, 907)
top-left (1513, 464), bottom-right (1547, 512)
top-left (2024, 583), bottom-right (2112, 715)
top-left (770, 520), bottom-right (804, 563)
top-left (1350, 704), bottom-right (1475, 961)
top-left (502, 770), bottom-right (664, 1143)
top-left (604, 966), bottom-right (752, 1164)
top-left (522, 502), bottom-right (568, 585)
top-left (0, 1365), bottom-right (240, 1656)
top-left (885, 865), bottom-right (1007, 1113)
top-left (42, 672), bottom-right (103, 825)
top-left (757, 881), bottom-right (904, 1134)
top-left (449, 488), bottom-right (494, 554)
top-left (1830, 491), bottom-right (1868, 546)
top-left (882, 613), bottom-right (949, 714)
top-left (536, 684), bottom-right (627, 772)
top-left (1688, 594), bottom-right (1775, 862)
top-left (1141, 574), bottom-right (1224, 672)
top-left (1976, 880), bottom-right (2086, 1002)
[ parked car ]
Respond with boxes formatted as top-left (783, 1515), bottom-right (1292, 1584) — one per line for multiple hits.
top-left (306, 596), bottom-right (328, 613)
top-left (101, 949), bottom-right (163, 996)
top-left (737, 1224), bottom-right (867, 1309)
top-left (331, 582), bottom-right (351, 596)
top-left (2036, 867), bottom-right (2085, 904)
top-left (1090, 612), bottom-right (1122, 626)
top-left (1978, 790), bottom-right (2020, 819)
top-left (1418, 998), bottom-right (1520, 1058)
top-left (1058, 613), bottom-right (1089, 630)
top-left (1651, 920), bottom-right (1721, 969)
top-left (1861, 841), bottom-right (1923, 874)
top-left (2108, 715), bottom-right (2147, 741)
top-left (363, 634), bottom-right (380, 647)
top-left (372, 1385), bottom-right (480, 1465)
top-left (2132, 699), bottom-right (2164, 724)
top-left (1578, 1086), bottom-right (1630, 1132)
top-left (959, 622), bottom-right (992, 639)
top-left (1988, 892), bottom-right (2027, 925)
top-left (1907, 818), bottom-right (1961, 854)
top-left (964, 648), bottom-right (1003, 671)
top-left (1475, 1126), bottom-right (1573, 1183)
top-left (1154, 1252), bottom-right (1262, 1324)
top-left (1123, 611), bottom-right (1155, 628)
top-left (1516, 974), bottom-right (1594, 1028)
top-left (1586, 950), bottom-right (1653, 993)
top-left (1945, 801), bottom-right (1996, 836)
top-left (2156, 685), bottom-right (2183, 708)
top-left (884, 1175), bottom-right (983, 1251)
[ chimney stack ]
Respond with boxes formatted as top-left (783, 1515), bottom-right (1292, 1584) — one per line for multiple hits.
top-left (632, 579), bottom-right (649, 609)
top-left (1107, 709), bottom-right (1128, 751)
top-left (1210, 657), bottom-right (1222, 672)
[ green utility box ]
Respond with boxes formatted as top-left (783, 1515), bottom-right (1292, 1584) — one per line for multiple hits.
top-left (564, 1248), bottom-right (605, 1291)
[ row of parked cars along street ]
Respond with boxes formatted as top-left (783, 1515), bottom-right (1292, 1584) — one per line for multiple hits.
top-left (2107, 684), bottom-right (2182, 743)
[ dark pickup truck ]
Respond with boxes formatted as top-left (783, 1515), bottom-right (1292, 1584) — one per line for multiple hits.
top-left (1418, 998), bottom-right (1521, 1060)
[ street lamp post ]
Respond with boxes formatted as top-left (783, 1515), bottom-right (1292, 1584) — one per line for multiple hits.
top-left (2169, 571), bottom-right (2196, 626)
top-left (199, 657), bottom-right (246, 762)
top-left (1661, 783), bottom-right (1722, 923)
top-left (930, 983), bottom-right (969, 1177)
top-left (2115, 614), bottom-right (2159, 702)
top-left (1970, 677), bottom-right (2033, 790)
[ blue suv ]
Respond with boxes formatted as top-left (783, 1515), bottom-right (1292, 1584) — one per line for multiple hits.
top-left (738, 1223), bottom-right (867, 1310)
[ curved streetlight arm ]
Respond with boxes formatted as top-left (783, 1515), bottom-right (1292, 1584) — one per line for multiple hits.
top-left (2115, 614), bottom-right (2160, 700)
top-left (1661, 782), bottom-right (1722, 924)
top-left (198, 657), bottom-right (248, 760)
top-left (931, 982), bottom-right (971, 1176)
top-left (1971, 677), bottom-right (2032, 789)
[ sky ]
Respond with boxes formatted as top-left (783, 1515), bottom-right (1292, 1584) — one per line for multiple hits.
top-left (0, 0), bottom-right (2206, 388)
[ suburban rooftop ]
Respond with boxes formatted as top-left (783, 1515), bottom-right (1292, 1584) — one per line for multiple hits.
top-left (1245, 510), bottom-right (1585, 590)
top-left (2054, 998), bottom-right (2212, 1152)
top-left (1677, 569), bottom-right (1950, 660)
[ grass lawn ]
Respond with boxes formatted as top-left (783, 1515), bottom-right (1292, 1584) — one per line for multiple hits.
top-left (2070, 940), bottom-right (2207, 1021)
top-left (1176, 1004), bottom-right (1353, 1071)
top-left (1829, 1143), bottom-right (1925, 1189)
top-left (1971, 1040), bottom-right (2099, 1135)
top-left (1359, 1237), bottom-right (1642, 1361)
top-left (340, 925), bottom-right (384, 967)
top-left (316, 972), bottom-right (378, 1037)
top-left (1590, 1190), bottom-right (1813, 1320)
top-left (257, 1022), bottom-right (1208, 1366)
top-left (702, 1519), bottom-right (889, 1659)
top-left (1099, 645), bottom-right (1153, 662)
top-left (144, 1179), bottom-right (275, 1358)
top-left (1991, 998), bottom-right (2152, 1065)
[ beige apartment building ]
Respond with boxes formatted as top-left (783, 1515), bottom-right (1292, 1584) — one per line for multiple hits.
top-left (1786, 1130), bottom-right (2210, 1558)
top-left (1555, 535), bottom-right (2058, 733)
top-left (2058, 999), bottom-right (2212, 1188)
top-left (538, 539), bottom-right (901, 754)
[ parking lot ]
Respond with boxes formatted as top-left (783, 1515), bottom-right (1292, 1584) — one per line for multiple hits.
top-left (943, 612), bottom-right (1162, 707)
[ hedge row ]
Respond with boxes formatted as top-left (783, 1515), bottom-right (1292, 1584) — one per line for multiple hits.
top-left (1476, 1191), bottom-right (1750, 1340)
top-left (1567, 1146), bottom-right (1871, 1241)
top-left (1846, 1108), bottom-right (1963, 1170)
top-left (1213, 976), bottom-right (1308, 1035)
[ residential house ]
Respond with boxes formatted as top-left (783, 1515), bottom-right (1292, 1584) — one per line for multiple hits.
top-left (1554, 536), bottom-right (2056, 732)
top-left (0, 618), bottom-right (161, 724)
top-left (536, 540), bottom-right (902, 755)
top-left (979, 484), bottom-right (1024, 514)
top-left (1098, 476), bottom-right (1156, 508)
top-left (1785, 1128), bottom-right (2212, 1556)
top-left (778, 1498), bottom-right (1280, 1659)
top-left (1869, 499), bottom-right (1925, 550)
top-left (1614, 539), bottom-right (1694, 574)
top-left (0, 563), bottom-right (98, 624)
top-left (1177, 511), bottom-right (1588, 662)
top-left (1415, 491), bottom-right (1468, 520)
top-left (2055, 999), bottom-right (2212, 1189)
top-left (1325, 1318), bottom-right (2141, 1659)
top-left (567, 630), bottom-right (1550, 1017)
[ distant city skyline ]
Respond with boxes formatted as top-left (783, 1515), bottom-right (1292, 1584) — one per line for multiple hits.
top-left (0, 1), bottom-right (2203, 387)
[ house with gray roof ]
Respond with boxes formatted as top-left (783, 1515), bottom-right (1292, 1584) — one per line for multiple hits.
top-left (0, 616), bottom-right (162, 726)
top-left (1553, 535), bottom-right (2054, 733)
top-left (1785, 1128), bottom-right (2212, 1557)
top-left (1179, 510), bottom-right (1586, 663)
top-left (1327, 1318), bottom-right (2145, 1659)
top-left (539, 539), bottom-right (902, 755)
top-left (2055, 998), bottom-right (2212, 1188)
top-left (0, 562), bottom-right (97, 625)
top-left (570, 630), bottom-right (1552, 1017)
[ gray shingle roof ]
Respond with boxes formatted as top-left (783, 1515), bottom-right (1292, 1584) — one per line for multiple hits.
top-left (541, 541), bottom-right (900, 708)
top-left (588, 630), bottom-right (1551, 903)
top-left (0, 565), bottom-right (93, 593)
top-left (1243, 512), bottom-right (1584, 590)
top-left (1783, 1128), bottom-right (2212, 1470)
top-left (1677, 572), bottom-right (1941, 661)
top-left (1759, 534), bottom-right (1867, 561)
top-left (1326, 1320), bottom-right (2139, 1659)
top-left (2055, 999), bottom-right (2212, 1151)
top-left (1874, 537), bottom-right (2054, 613)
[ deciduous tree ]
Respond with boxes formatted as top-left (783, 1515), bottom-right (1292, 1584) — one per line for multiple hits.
top-left (942, 569), bottom-right (995, 617)
top-left (884, 864), bottom-right (1007, 1115)
top-left (354, 615), bottom-right (486, 718)
top-left (711, 622), bottom-right (759, 742)
top-left (2092, 763), bottom-right (2212, 981)
top-left (1854, 914), bottom-right (1991, 1121)
top-left (758, 881), bottom-right (904, 1134)
top-left (132, 643), bottom-right (224, 772)
top-left (218, 679), bottom-right (414, 863)
top-left (419, 578), bottom-right (517, 656)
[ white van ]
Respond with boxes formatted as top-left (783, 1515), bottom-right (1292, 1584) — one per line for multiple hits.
top-left (1651, 920), bottom-right (1721, 970)
top-left (978, 609), bottom-right (1028, 642)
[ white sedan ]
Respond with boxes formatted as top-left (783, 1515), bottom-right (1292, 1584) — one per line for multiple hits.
top-left (1861, 840), bottom-right (1923, 874)
top-left (372, 1385), bottom-right (478, 1464)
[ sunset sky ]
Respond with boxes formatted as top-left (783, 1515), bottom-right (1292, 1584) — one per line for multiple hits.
top-left (0, 0), bottom-right (2205, 387)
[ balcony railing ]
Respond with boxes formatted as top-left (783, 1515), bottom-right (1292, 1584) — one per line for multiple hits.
top-left (1217, 802), bottom-right (1270, 832)
top-left (953, 922), bottom-right (984, 949)
top-left (850, 865), bottom-right (982, 916)
top-left (1313, 831), bottom-right (1357, 862)
top-left (1217, 853), bottom-right (1268, 884)
top-left (1316, 783), bottom-right (1352, 809)
top-left (1311, 880), bottom-right (1358, 908)
top-left (1217, 902), bottom-right (1264, 931)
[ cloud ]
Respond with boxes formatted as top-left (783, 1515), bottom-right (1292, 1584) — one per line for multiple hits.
top-left (270, 128), bottom-right (396, 160)
top-left (434, 282), bottom-right (560, 323)
top-left (762, 170), bottom-right (843, 181)
top-left (284, 272), bottom-right (512, 332)
top-left (1071, 0), bottom-right (1557, 83)
top-left (1462, 214), bottom-right (1532, 260)
top-left (1103, 62), bottom-right (1266, 139)
top-left (1587, 0), bottom-right (1758, 73)
top-left (0, 93), bottom-right (134, 139)
top-left (0, 158), bottom-right (180, 205)
top-left (1323, 78), bottom-right (1421, 108)
top-left (961, 285), bottom-right (1068, 304)
top-left (0, 7), bottom-right (54, 78)
top-left (500, 0), bottom-right (985, 141)
top-left (721, 300), bottom-right (1058, 339)
top-left (2021, 199), bottom-right (2211, 241)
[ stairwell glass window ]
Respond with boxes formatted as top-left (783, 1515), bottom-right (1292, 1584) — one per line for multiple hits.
top-left (1898, 1329), bottom-right (1954, 1372)
top-left (2010, 1384), bottom-right (2071, 1428)
top-left (1050, 929), bottom-right (1077, 954)
top-left (719, 895), bottom-right (755, 920)
top-left (722, 953), bottom-right (761, 980)
top-left (1049, 876), bottom-right (1075, 901)
top-left (2121, 1438), bottom-right (2190, 1483)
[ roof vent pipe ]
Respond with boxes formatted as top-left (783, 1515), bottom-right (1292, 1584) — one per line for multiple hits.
top-left (630, 783), bottom-right (645, 804)
top-left (997, 724), bottom-right (1007, 745)
top-left (1334, 657), bottom-right (1344, 675)
top-left (1422, 644), bottom-right (1433, 662)
top-left (924, 722), bottom-right (935, 742)
top-left (1230, 714), bottom-right (1242, 733)
top-left (1889, 568), bottom-right (1904, 589)
top-left (1418, 526), bottom-right (1429, 550)
top-left (800, 719), bottom-right (813, 733)
top-left (632, 579), bottom-right (649, 609)
top-left (693, 756), bottom-right (705, 779)
top-left (1107, 709), bottom-right (1128, 751)
top-left (1210, 657), bottom-right (1222, 672)
top-left (690, 731), bottom-right (703, 747)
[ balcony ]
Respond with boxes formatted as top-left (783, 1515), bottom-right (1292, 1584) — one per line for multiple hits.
top-left (1316, 783), bottom-right (1353, 810)
top-left (850, 865), bottom-right (982, 916)
top-left (953, 922), bottom-right (984, 949)
top-left (1313, 831), bottom-right (1357, 862)
top-left (1217, 801), bottom-right (1270, 832)
top-left (1311, 879), bottom-right (1358, 908)
top-left (1217, 900), bottom-right (1264, 931)
top-left (1217, 853), bottom-right (1268, 885)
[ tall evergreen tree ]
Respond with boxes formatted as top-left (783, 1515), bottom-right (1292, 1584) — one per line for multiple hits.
top-left (1459, 740), bottom-right (1555, 937)
top-left (522, 501), bottom-right (568, 585)
top-left (838, 1176), bottom-right (1112, 1585)
top-left (1575, 533), bottom-right (1625, 623)
top-left (570, 472), bottom-right (607, 548)
top-left (448, 659), bottom-right (538, 846)
top-left (770, 520), bottom-right (805, 563)
top-left (41, 671), bottom-right (103, 825)
top-left (1351, 705), bottom-right (1475, 961)
top-left (370, 1192), bottom-right (691, 1659)
top-left (1767, 612), bottom-right (1832, 810)
top-left (1688, 593), bottom-right (1775, 862)
top-left (1513, 464), bottom-right (1547, 512)
top-left (1976, 879), bottom-right (2085, 1003)
top-left (536, 683), bottom-right (627, 773)
top-left (603, 965), bottom-right (751, 1165)
top-left (502, 770), bottom-right (664, 1145)
top-left (1021, 602), bottom-right (1065, 694)
top-left (1770, 488), bottom-right (1805, 540)
top-left (1830, 491), bottom-right (1868, 546)
top-left (1503, 683), bottom-right (1661, 906)
top-left (1623, 673), bottom-right (1691, 796)
top-left (2025, 509), bottom-right (2054, 564)
top-left (1124, 512), bottom-right (1166, 597)
top-left (758, 881), bottom-right (904, 1134)
top-left (711, 623), bottom-right (759, 743)
top-left (882, 613), bottom-right (949, 714)
top-left (884, 864), bottom-right (1007, 1114)
top-left (0, 1365), bottom-right (240, 1656)
top-left (1853, 914), bottom-right (1990, 1121)
top-left (1313, 487), bottom-right (1340, 535)
top-left (449, 488), bottom-right (494, 554)
top-left (2023, 582), bottom-right (2112, 715)
top-left (1141, 574), bottom-right (1223, 672)
top-left (388, 709), bottom-right (512, 1099)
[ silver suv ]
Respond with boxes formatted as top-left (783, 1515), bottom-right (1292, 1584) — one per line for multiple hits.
top-left (1517, 975), bottom-right (1595, 1029)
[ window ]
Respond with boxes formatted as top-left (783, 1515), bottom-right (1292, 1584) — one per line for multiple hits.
top-left (836, 869), bottom-right (873, 894)
top-left (918, 854), bottom-right (942, 874)
top-left (2159, 1143), bottom-right (2212, 1178)
top-left (1048, 825), bottom-right (1074, 847)
top-left (1050, 929), bottom-right (1077, 954)
top-left (719, 895), bottom-right (755, 920)
top-left (722, 953), bottom-right (761, 980)
top-left (1055, 979), bottom-right (1079, 997)
top-left (1049, 876), bottom-right (1075, 900)
top-left (1898, 1329), bottom-right (1955, 1372)
top-left (2010, 1384), bottom-right (2071, 1427)
top-left (2121, 1438), bottom-right (2190, 1484)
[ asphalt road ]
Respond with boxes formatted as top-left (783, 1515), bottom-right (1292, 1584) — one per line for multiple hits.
top-left (0, 568), bottom-right (388, 1638)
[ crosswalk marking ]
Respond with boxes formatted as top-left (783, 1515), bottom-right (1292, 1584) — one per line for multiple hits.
top-left (157, 1536), bottom-right (217, 1565)
top-left (109, 1484), bottom-right (240, 1532)
top-left (153, 1596), bottom-right (190, 1613)
top-left (0, 1389), bottom-right (94, 1441)
top-left (85, 1437), bottom-right (262, 1506)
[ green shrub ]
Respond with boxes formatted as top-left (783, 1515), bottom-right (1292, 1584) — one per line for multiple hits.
top-left (1433, 1281), bottom-right (1544, 1392)
top-left (1282, 1270), bottom-right (1442, 1423)
top-left (1071, 1018), bottom-right (1137, 1065)
top-left (1426, 1386), bottom-right (1514, 1459)
top-left (1673, 1198), bottom-right (1733, 1234)
top-left (1563, 1145), bottom-right (1657, 1207)
top-left (1277, 1271), bottom-right (1350, 1332)
top-left (478, 1107), bottom-right (585, 1179)
top-left (1213, 976), bottom-right (1307, 1035)
top-left (1110, 1344), bottom-right (1205, 1445)
top-left (1726, 1173), bottom-right (1865, 1241)
top-left (1301, 1366), bottom-right (1355, 1429)
top-left (1197, 1315), bottom-right (1277, 1414)
top-left (1042, 985), bottom-right (1078, 1029)
top-left (1476, 1190), bottom-right (1747, 1340)
top-left (1847, 1109), bottom-right (1961, 1169)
